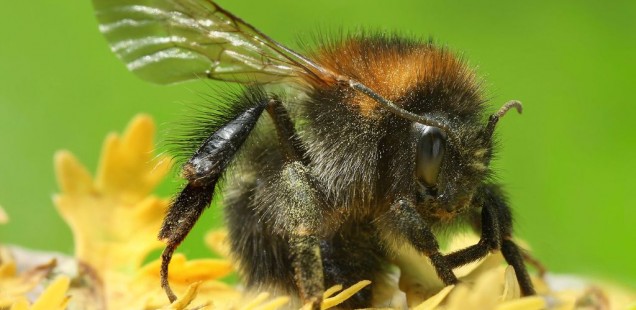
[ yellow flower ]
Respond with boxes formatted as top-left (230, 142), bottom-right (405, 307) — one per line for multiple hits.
top-left (1, 114), bottom-right (635, 309)
top-left (0, 247), bottom-right (70, 309)
top-left (9, 276), bottom-right (71, 310)
top-left (51, 115), bottom-right (241, 309)
top-left (0, 204), bottom-right (8, 224)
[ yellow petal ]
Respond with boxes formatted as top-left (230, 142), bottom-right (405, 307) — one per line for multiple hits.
top-left (204, 230), bottom-right (231, 258)
top-left (502, 266), bottom-right (521, 301)
top-left (413, 285), bottom-right (455, 310)
top-left (95, 115), bottom-right (171, 204)
top-left (54, 151), bottom-right (95, 196)
top-left (54, 193), bottom-right (169, 274)
top-left (138, 254), bottom-right (233, 284)
top-left (321, 280), bottom-right (371, 309)
top-left (457, 252), bottom-right (505, 283)
top-left (445, 267), bottom-right (504, 310)
top-left (0, 260), bottom-right (16, 277)
top-left (9, 298), bottom-right (29, 310)
top-left (444, 284), bottom-right (472, 310)
top-left (252, 296), bottom-right (290, 310)
top-left (495, 296), bottom-right (546, 310)
top-left (241, 292), bottom-right (271, 310)
top-left (323, 284), bottom-right (343, 299)
top-left (470, 267), bottom-right (507, 302)
top-left (161, 282), bottom-right (208, 310)
top-left (31, 276), bottom-right (71, 310)
top-left (0, 257), bottom-right (56, 307)
top-left (0, 204), bottom-right (8, 224)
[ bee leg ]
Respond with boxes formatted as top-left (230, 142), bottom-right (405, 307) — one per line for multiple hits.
top-left (266, 97), bottom-right (307, 162)
top-left (158, 95), bottom-right (269, 302)
top-left (387, 199), bottom-right (458, 285)
top-left (443, 193), bottom-right (500, 268)
top-left (266, 100), bottom-right (325, 308)
top-left (445, 184), bottom-right (536, 296)
top-left (159, 182), bottom-right (216, 302)
top-left (267, 161), bottom-right (326, 308)
top-left (290, 233), bottom-right (324, 309)
top-left (491, 201), bottom-right (536, 295)
top-left (501, 238), bottom-right (536, 296)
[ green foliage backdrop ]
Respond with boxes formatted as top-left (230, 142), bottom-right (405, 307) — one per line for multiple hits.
top-left (0, 0), bottom-right (634, 287)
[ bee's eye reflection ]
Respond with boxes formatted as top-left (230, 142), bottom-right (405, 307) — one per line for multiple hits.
top-left (414, 124), bottom-right (447, 188)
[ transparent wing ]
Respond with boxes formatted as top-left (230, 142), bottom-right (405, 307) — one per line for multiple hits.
top-left (93, 0), bottom-right (333, 85)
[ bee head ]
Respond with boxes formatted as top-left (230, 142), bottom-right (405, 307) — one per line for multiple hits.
top-left (410, 101), bottom-right (522, 218)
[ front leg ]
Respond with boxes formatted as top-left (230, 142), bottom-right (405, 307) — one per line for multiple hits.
top-left (444, 184), bottom-right (536, 296)
top-left (385, 199), bottom-right (458, 285)
top-left (443, 196), bottom-right (500, 268)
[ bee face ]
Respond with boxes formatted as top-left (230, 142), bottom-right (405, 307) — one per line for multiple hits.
top-left (413, 122), bottom-right (492, 220)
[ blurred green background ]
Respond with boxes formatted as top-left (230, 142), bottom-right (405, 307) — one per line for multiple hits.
top-left (0, 0), bottom-right (634, 289)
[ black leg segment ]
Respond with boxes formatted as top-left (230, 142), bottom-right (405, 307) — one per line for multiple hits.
top-left (266, 98), bottom-right (308, 164)
top-left (444, 184), bottom-right (536, 296)
top-left (271, 161), bottom-right (327, 307)
top-left (158, 89), bottom-right (269, 302)
top-left (290, 235), bottom-right (324, 309)
top-left (385, 199), bottom-right (458, 285)
top-left (501, 238), bottom-right (536, 296)
top-left (159, 182), bottom-right (216, 302)
top-left (265, 102), bottom-right (330, 307)
top-left (444, 197), bottom-right (500, 268)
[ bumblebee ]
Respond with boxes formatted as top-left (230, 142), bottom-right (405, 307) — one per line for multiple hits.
top-left (92, 0), bottom-right (535, 308)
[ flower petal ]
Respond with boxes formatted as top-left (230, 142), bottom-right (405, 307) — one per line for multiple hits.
top-left (204, 230), bottom-right (231, 258)
top-left (252, 296), bottom-right (290, 310)
top-left (160, 282), bottom-right (208, 310)
top-left (95, 115), bottom-right (171, 203)
top-left (30, 276), bottom-right (71, 310)
top-left (412, 285), bottom-right (454, 310)
top-left (54, 151), bottom-right (95, 196)
top-left (0, 254), bottom-right (56, 308)
top-left (495, 296), bottom-right (546, 310)
top-left (321, 280), bottom-right (371, 309)
top-left (138, 254), bottom-right (233, 283)
top-left (0, 204), bottom-right (8, 224)
top-left (502, 266), bottom-right (521, 301)
top-left (9, 298), bottom-right (29, 310)
top-left (242, 292), bottom-right (271, 310)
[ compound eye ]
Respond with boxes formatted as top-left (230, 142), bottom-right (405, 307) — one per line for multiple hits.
top-left (414, 124), bottom-right (446, 187)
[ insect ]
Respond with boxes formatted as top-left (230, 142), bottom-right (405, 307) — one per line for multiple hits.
top-left (92, 0), bottom-right (536, 308)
